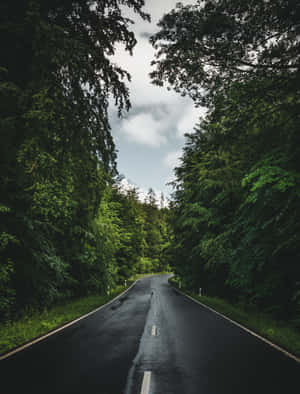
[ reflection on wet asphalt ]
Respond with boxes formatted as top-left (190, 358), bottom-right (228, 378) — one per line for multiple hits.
top-left (1, 275), bottom-right (299, 394)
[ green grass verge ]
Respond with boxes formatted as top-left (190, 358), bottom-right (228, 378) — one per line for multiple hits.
top-left (169, 277), bottom-right (300, 358)
top-left (131, 271), bottom-right (172, 280)
top-left (0, 272), bottom-right (170, 356)
top-left (0, 285), bottom-right (126, 356)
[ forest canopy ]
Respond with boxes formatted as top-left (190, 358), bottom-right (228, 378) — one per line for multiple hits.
top-left (0, 0), bottom-right (171, 319)
top-left (151, 0), bottom-right (300, 324)
top-left (1, 0), bottom-right (299, 328)
top-left (151, 0), bottom-right (300, 105)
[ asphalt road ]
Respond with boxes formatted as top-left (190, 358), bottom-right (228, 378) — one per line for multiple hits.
top-left (1, 274), bottom-right (299, 394)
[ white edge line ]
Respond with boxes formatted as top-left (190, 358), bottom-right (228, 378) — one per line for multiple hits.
top-left (141, 371), bottom-right (151, 394)
top-left (0, 279), bottom-right (141, 361)
top-left (173, 287), bottom-right (300, 364)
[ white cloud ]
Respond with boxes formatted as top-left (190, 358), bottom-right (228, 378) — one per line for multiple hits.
top-left (112, 37), bottom-right (182, 108)
top-left (119, 177), bottom-right (133, 193)
top-left (108, 1), bottom-right (201, 197)
top-left (112, 1), bottom-right (200, 110)
top-left (109, 0), bottom-right (205, 150)
top-left (177, 105), bottom-right (206, 138)
top-left (121, 0), bottom-right (195, 36)
top-left (122, 112), bottom-right (167, 147)
top-left (163, 150), bottom-right (182, 169)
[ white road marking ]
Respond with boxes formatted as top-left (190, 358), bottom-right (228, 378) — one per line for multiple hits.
top-left (151, 325), bottom-right (156, 336)
top-left (173, 287), bottom-right (300, 364)
top-left (0, 279), bottom-right (142, 361)
top-left (141, 371), bottom-right (151, 394)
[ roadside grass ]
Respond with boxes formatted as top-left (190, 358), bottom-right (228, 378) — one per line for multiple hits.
top-left (0, 286), bottom-right (125, 356)
top-left (131, 271), bottom-right (172, 280)
top-left (0, 272), bottom-right (169, 356)
top-left (169, 277), bottom-right (300, 358)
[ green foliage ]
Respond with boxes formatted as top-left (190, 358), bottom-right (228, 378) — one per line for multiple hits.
top-left (157, 1), bottom-right (300, 323)
top-left (242, 152), bottom-right (300, 203)
top-left (0, 205), bottom-right (18, 316)
top-left (0, 259), bottom-right (15, 316)
top-left (0, 0), bottom-right (172, 322)
top-left (136, 257), bottom-right (158, 274)
top-left (111, 185), bottom-right (171, 280)
top-left (151, 0), bottom-right (300, 106)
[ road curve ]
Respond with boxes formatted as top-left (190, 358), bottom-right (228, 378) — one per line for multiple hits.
top-left (1, 274), bottom-right (299, 394)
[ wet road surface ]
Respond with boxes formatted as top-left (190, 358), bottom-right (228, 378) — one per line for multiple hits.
top-left (1, 274), bottom-right (299, 394)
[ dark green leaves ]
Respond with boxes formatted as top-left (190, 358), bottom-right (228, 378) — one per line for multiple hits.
top-left (158, 2), bottom-right (300, 321)
top-left (150, 0), bottom-right (300, 106)
top-left (0, 0), bottom-right (156, 318)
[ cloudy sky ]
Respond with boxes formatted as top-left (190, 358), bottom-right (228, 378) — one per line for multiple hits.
top-left (109, 0), bottom-right (206, 200)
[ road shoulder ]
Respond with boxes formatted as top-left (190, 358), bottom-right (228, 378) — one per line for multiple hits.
top-left (169, 280), bottom-right (300, 363)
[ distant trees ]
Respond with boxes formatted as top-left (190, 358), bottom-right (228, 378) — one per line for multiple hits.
top-left (113, 186), bottom-right (171, 278)
top-left (152, 0), bottom-right (300, 323)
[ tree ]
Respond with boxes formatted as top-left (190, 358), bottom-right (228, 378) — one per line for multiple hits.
top-left (151, 1), bottom-right (300, 320)
top-left (150, 0), bottom-right (300, 106)
top-left (0, 0), bottom-right (150, 316)
top-left (170, 80), bottom-right (300, 318)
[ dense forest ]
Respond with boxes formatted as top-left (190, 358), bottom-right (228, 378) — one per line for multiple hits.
top-left (151, 0), bottom-right (300, 325)
top-left (1, 0), bottom-right (300, 330)
top-left (0, 0), bottom-right (171, 320)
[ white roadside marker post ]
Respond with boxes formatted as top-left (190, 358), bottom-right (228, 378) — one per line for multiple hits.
top-left (141, 371), bottom-right (151, 394)
top-left (151, 325), bottom-right (156, 336)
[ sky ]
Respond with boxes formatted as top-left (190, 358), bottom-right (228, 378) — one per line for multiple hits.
top-left (109, 0), bottom-right (206, 201)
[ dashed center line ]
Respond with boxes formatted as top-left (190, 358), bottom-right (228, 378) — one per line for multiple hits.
top-left (141, 371), bottom-right (151, 394)
top-left (151, 325), bottom-right (156, 336)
